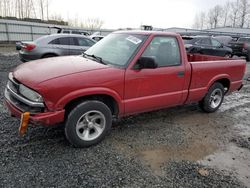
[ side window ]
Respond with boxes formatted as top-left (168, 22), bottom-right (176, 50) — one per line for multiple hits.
top-left (58, 37), bottom-right (70, 45)
top-left (77, 38), bottom-right (89, 46)
top-left (62, 30), bottom-right (70, 34)
top-left (86, 39), bottom-right (95, 46)
top-left (77, 38), bottom-right (95, 46)
top-left (196, 38), bottom-right (210, 45)
top-left (49, 37), bottom-right (70, 45)
top-left (211, 39), bottom-right (221, 47)
top-left (141, 36), bottom-right (181, 67)
top-left (49, 38), bottom-right (60, 44)
top-left (72, 31), bottom-right (81, 34)
top-left (202, 38), bottom-right (211, 45)
top-left (69, 37), bottom-right (78, 46)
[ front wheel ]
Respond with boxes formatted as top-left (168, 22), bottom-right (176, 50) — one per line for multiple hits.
top-left (199, 83), bottom-right (225, 113)
top-left (64, 101), bottom-right (112, 147)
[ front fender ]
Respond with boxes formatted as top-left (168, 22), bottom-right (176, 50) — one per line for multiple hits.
top-left (54, 87), bottom-right (124, 115)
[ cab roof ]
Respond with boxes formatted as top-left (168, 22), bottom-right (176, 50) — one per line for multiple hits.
top-left (113, 30), bottom-right (180, 37)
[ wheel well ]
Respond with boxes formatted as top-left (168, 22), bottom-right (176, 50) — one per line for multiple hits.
top-left (42, 53), bottom-right (58, 58)
top-left (64, 94), bottom-right (119, 117)
top-left (215, 78), bottom-right (230, 92)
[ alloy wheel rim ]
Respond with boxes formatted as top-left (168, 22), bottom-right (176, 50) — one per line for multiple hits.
top-left (209, 88), bottom-right (223, 109)
top-left (76, 110), bottom-right (106, 141)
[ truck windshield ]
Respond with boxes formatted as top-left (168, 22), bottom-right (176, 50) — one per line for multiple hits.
top-left (84, 33), bottom-right (147, 67)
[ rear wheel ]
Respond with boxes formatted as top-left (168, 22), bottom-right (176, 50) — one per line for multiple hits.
top-left (64, 101), bottom-right (112, 147)
top-left (199, 83), bottom-right (225, 113)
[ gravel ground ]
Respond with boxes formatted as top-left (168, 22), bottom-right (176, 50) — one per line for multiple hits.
top-left (0, 51), bottom-right (249, 188)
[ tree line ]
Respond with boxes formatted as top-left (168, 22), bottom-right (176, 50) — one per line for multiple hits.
top-left (0, 0), bottom-right (49, 20)
top-left (0, 0), bottom-right (104, 29)
top-left (193, 0), bottom-right (250, 29)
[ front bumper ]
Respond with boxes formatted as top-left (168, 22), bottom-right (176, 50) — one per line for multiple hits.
top-left (19, 51), bottom-right (40, 62)
top-left (4, 97), bottom-right (65, 126)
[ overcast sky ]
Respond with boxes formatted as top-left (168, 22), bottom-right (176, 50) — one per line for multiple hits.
top-left (50, 0), bottom-right (230, 29)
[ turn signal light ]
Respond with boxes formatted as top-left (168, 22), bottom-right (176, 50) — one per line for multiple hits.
top-left (19, 112), bottom-right (30, 136)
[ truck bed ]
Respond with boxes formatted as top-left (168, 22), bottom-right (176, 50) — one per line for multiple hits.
top-left (186, 53), bottom-right (246, 103)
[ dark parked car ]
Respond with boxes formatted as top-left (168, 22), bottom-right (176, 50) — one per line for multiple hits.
top-left (228, 37), bottom-right (250, 61)
top-left (183, 36), bottom-right (232, 57)
top-left (213, 36), bottom-right (233, 46)
top-left (18, 34), bottom-right (96, 62)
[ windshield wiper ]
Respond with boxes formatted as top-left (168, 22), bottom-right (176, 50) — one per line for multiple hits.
top-left (83, 53), bottom-right (106, 65)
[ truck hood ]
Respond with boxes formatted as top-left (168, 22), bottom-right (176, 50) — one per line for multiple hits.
top-left (13, 56), bottom-right (109, 86)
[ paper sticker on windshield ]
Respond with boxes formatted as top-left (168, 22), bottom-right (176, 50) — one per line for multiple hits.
top-left (126, 36), bottom-right (142, 44)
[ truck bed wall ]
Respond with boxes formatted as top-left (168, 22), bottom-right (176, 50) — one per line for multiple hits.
top-left (187, 53), bottom-right (228, 62)
top-left (186, 58), bottom-right (246, 103)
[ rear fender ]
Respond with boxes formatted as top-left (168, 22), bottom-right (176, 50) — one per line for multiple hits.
top-left (206, 74), bottom-right (231, 91)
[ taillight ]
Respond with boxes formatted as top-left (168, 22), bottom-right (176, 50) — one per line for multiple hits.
top-left (23, 44), bottom-right (36, 51)
top-left (243, 43), bottom-right (248, 49)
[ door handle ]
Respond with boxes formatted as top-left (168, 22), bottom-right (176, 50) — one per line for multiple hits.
top-left (177, 71), bottom-right (185, 77)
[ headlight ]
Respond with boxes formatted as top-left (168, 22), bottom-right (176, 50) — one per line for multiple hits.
top-left (19, 84), bottom-right (43, 102)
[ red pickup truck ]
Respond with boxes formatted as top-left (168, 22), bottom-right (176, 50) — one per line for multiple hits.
top-left (5, 31), bottom-right (246, 147)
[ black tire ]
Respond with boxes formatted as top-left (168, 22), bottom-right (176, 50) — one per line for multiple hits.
top-left (64, 101), bottom-right (112, 148)
top-left (199, 82), bottom-right (225, 113)
top-left (42, 54), bottom-right (57, 59)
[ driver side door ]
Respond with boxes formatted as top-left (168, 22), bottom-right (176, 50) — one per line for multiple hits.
top-left (124, 36), bottom-right (186, 115)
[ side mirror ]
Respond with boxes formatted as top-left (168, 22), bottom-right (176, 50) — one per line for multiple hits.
top-left (135, 57), bottom-right (158, 69)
